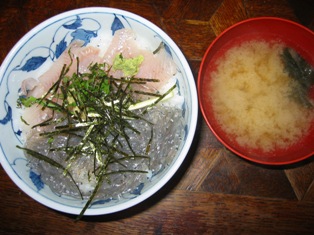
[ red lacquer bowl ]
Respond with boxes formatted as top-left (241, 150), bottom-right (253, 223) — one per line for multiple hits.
top-left (198, 17), bottom-right (314, 165)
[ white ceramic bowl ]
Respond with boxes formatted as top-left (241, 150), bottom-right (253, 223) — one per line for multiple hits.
top-left (0, 7), bottom-right (197, 216)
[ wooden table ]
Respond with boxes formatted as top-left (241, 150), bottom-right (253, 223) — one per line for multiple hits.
top-left (1, 0), bottom-right (314, 234)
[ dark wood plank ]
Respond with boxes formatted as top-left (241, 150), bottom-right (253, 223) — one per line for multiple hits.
top-left (0, 0), bottom-right (314, 234)
top-left (244, 0), bottom-right (299, 21)
top-left (1, 171), bottom-right (313, 235)
top-left (210, 0), bottom-right (247, 36)
top-left (0, 7), bottom-right (27, 60)
top-left (285, 161), bottom-right (314, 201)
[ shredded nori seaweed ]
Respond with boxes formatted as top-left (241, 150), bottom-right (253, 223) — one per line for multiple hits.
top-left (281, 47), bottom-right (314, 108)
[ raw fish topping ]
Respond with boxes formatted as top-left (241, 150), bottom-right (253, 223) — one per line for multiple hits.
top-left (17, 29), bottom-right (184, 219)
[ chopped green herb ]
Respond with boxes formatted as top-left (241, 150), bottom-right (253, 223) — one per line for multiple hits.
top-left (18, 96), bottom-right (38, 107)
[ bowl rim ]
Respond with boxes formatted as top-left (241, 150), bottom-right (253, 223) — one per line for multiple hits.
top-left (0, 6), bottom-right (198, 215)
top-left (198, 16), bottom-right (314, 166)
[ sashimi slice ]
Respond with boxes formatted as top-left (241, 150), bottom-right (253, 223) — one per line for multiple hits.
top-left (20, 105), bottom-right (54, 138)
top-left (103, 29), bottom-right (177, 93)
top-left (20, 41), bottom-right (103, 136)
top-left (23, 41), bottom-right (102, 98)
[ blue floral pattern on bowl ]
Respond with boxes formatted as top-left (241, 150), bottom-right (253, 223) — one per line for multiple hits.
top-left (0, 7), bottom-right (197, 216)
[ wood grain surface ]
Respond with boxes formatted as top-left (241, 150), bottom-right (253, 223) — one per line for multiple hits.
top-left (1, 0), bottom-right (314, 234)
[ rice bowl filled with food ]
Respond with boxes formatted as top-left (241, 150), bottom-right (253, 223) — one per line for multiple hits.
top-left (0, 8), bottom-right (198, 218)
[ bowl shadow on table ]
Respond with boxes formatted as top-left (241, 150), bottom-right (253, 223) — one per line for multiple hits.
top-left (59, 109), bottom-right (202, 222)
top-left (228, 146), bottom-right (314, 171)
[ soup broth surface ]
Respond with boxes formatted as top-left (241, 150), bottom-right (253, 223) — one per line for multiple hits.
top-left (209, 40), bottom-right (314, 152)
